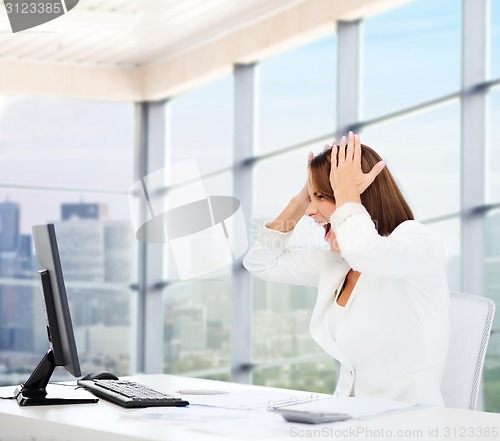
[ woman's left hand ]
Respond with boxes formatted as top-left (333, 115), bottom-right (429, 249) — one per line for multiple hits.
top-left (330, 132), bottom-right (385, 204)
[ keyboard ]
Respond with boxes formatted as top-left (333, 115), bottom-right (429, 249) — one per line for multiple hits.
top-left (77, 379), bottom-right (189, 408)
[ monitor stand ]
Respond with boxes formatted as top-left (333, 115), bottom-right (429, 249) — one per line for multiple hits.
top-left (14, 349), bottom-right (98, 406)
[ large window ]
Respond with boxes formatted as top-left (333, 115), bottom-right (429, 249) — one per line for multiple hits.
top-left (361, 0), bottom-right (462, 290)
top-left (169, 76), bottom-right (234, 174)
top-left (484, 0), bottom-right (500, 413)
top-left (484, 208), bottom-right (500, 412)
top-left (0, 97), bottom-right (135, 385)
top-left (359, 101), bottom-right (461, 220)
top-left (490, 0), bottom-right (500, 80)
top-left (164, 78), bottom-right (234, 378)
top-left (487, 88), bottom-right (500, 203)
top-left (362, 0), bottom-right (460, 120)
top-left (426, 217), bottom-right (462, 292)
top-left (162, 274), bottom-right (232, 378)
top-left (257, 35), bottom-right (336, 155)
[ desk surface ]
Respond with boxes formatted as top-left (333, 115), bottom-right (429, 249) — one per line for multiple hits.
top-left (1, 374), bottom-right (499, 441)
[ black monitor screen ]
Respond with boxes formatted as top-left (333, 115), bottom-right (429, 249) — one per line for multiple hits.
top-left (14, 224), bottom-right (97, 406)
top-left (32, 223), bottom-right (81, 377)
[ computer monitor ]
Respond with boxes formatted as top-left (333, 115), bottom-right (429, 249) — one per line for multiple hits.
top-left (14, 223), bottom-right (97, 406)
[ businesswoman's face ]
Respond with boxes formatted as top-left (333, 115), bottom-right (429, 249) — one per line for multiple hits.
top-left (305, 178), bottom-right (340, 253)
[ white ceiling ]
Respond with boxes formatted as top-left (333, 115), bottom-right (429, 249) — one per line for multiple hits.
top-left (0, 0), bottom-right (306, 68)
top-left (0, 0), bottom-right (408, 101)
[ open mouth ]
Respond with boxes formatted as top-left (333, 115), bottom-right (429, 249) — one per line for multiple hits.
top-left (323, 222), bottom-right (331, 240)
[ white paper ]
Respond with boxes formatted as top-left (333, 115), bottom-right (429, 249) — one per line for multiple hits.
top-left (131, 406), bottom-right (289, 439)
top-left (178, 388), bottom-right (322, 411)
top-left (275, 396), bottom-right (421, 419)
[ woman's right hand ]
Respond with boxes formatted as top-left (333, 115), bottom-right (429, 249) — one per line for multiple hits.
top-left (266, 147), bottom-right (325, 232)
top-left (292, 151), bottom-right (314, 213)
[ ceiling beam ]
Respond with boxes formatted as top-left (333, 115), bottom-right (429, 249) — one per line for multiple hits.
top-left (0, 60), bottom-right (142, 101)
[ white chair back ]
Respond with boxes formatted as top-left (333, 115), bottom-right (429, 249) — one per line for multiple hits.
top-left (441, 291), bottom-right (495, 410)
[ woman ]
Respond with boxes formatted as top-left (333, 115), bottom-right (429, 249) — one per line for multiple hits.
top-left (243, 132), bottom-right (449, 405)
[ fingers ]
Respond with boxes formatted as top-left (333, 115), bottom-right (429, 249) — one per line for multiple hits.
top-left (308, 151), bottom-right (314, 162)
top-left (346, 131), bottom-right (355, 161)
top-left (338, 135), bottom-right (347, 165)
top-left (368, 160), bottom-right (386, 181)
top-left (324, 140), bottom-right (337, 151)
top-left (337, 132), bottom-right (361, 163)
top-left (358, 161), bottom-right (385, 194)
top-left (353, 134), bottom-right (361, 162)
top-left (330, 143), bottom-right (338, 169)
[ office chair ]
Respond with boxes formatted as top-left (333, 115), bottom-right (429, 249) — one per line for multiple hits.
top-left (440, 291), bottom-right (496, 410)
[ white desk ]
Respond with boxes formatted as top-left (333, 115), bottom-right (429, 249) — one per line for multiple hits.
top-left (1, 374), bottom-right (499, 441)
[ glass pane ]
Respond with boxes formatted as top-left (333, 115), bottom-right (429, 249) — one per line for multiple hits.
top-left (425, 216), bottom-right (461, 292)
top-left (162, 273), bottom-right (231, 376)
top-left (202, 171), bottom-right (233, 200)
top-left (0, 97), bottom-right (134, 190)
top-left (161, 170), bottom-right (233, 376)
top-left (163, 171), bottom-right (234, 280)
top-left (257, 35), bottom-right (336, 155)
top-left (252, 278), bottom-right (322, 363)
top-left (252, 142), bottom-right (332, 250)
top-left (253, 149), bottom-right (307, 221)
top-left (0, 97), bottom-right (135, 385)
top-left (252, 358), bottom-right (336, 393)
top-left (487, 88), bottom-right (500, 203)
top-left (362, 0), bottom-right (460, 120)
top-left (484, 209), bottom-right (500, 412)
top-left (169, 76), bottom-right (233, 175)
top-left (491, 0), bottom-right (500, 79)
top-left (64, 288), bottom-right (135, 380)
top-left (360, 100), bottom-right (460, 220)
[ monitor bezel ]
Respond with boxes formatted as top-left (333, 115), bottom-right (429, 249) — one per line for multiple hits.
top-left (14, 223), bottom-right (97, 406)
top-left (32, 223), bottom-right (81, 376)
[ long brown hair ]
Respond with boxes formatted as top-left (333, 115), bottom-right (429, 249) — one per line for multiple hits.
top-left (309, 144), bottom-right (414, 236)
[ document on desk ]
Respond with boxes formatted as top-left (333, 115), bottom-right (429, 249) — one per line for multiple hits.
top-left (273, 396), bottom-right (422, 419)
top-left (178, 388), bottom-right (324, 411)
top-left (130, 406), bottom-right (294, 439)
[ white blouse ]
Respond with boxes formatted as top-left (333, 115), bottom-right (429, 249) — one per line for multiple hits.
top-left (328, 298), bottom-right (346, 341)
top-left (243, 202), bottom-right (449, 406)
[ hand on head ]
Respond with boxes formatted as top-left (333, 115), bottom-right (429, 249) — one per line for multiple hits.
top-left (329, 132), bottom-right (385, 201)
top-left (293, 151), bottom-right (314, 213)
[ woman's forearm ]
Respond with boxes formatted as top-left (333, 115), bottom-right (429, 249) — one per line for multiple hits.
top-left (266, 196), bottom-right (307, 233)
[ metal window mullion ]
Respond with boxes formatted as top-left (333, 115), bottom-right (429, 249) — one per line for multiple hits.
top-left (231, 64), bottom-right (255, 384)
top-left (134, 101), bottom-right (167, 374)
top-left (461, 0), bottom-right (488, 411)
top-left (134, 103), bottom-right (147, 374)
top-left (461, 0), bottom-right (487, 295)
top-left (337, 20), bottom-right (361, 135)
top-left (336, 19), bottom-right (361, 386)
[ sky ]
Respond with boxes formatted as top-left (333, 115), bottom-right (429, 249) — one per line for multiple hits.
top-left (0, 97), bottom-right (135, 231)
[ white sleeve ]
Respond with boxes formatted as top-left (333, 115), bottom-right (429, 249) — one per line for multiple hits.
top-left (242, 225), bottom-right (329, 287)
top-left (330, 202), bottom-right (446, 282)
